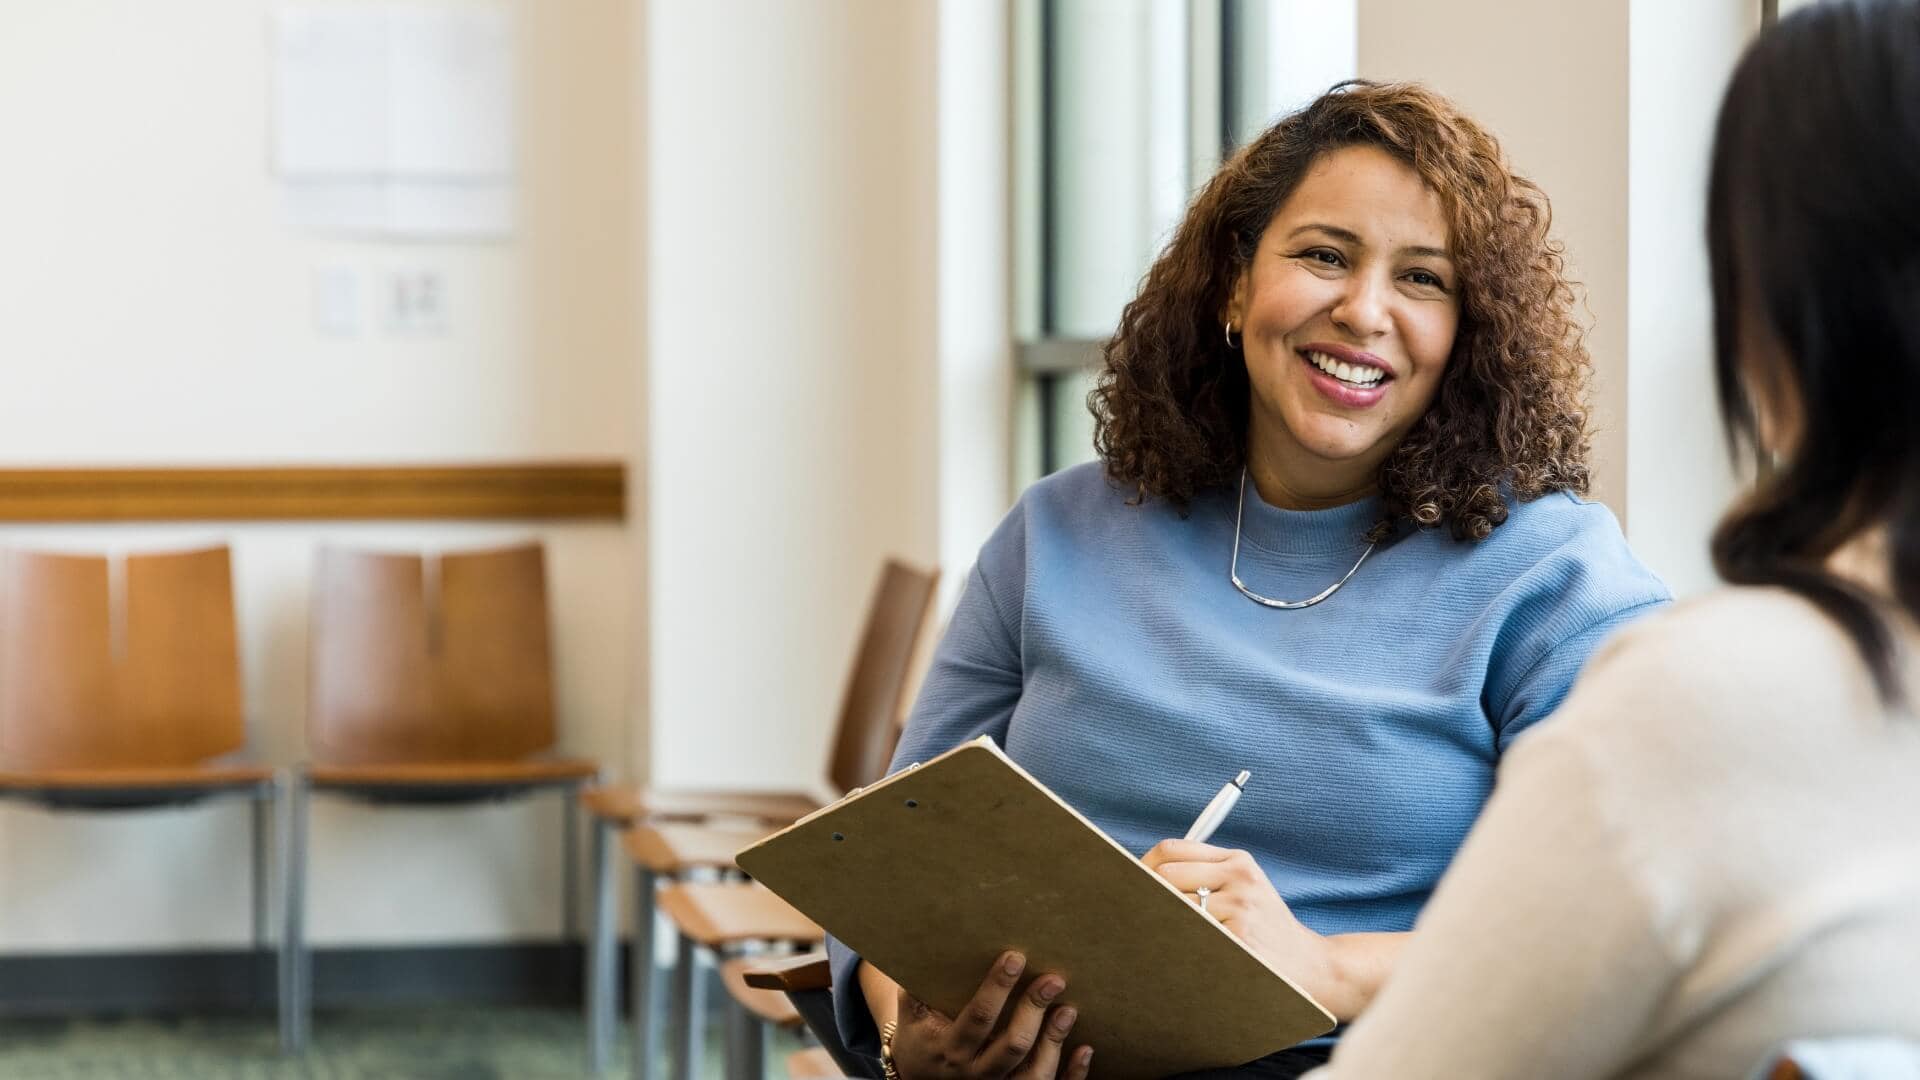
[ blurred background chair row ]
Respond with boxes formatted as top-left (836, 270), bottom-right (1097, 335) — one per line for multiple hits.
top-left (0, 541), bottom-right (594, 1057)
top-left (581, 557), bottom-right (938, 1080)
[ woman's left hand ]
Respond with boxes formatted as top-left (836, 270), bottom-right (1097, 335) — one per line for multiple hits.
top-left (1142, 839), bottom-right (1338, 1003)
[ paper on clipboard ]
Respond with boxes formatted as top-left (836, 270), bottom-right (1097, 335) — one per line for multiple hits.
top-left (735, 737), bottom-right (1335, 1079)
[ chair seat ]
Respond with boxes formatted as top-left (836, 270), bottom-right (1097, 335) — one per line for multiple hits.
top-left (307, 757), bottom-right (598, 787)
top-left (657, 881), bottom-right (822, 948)
top-left (720, 956), bottom-right (804, 1027)
top-left (624, 822), bottom-right (772, 875)
top-left (582, 783), bottom-right (821, 826)
top-left (741, 950), bottom-right (831, 993)
top-left (0, 762), bottom-right (274, 790)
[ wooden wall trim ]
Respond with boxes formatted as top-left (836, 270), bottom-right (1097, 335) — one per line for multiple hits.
top-left (0, 463), bottom-right (626, 522)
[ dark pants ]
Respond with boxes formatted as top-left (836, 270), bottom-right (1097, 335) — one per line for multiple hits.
top-left (1166, 1043), bottom-right (1334, 1079)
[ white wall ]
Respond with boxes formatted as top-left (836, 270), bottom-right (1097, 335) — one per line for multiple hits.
top-left (0, 0), bottom-right (633, 464)
top-left (0, 0), bottom-right (635, 949)
top-left (1626, 0), bottom-right (1751, 595)
top-left (643, 0), bottom-right (942, 793)
top-left (937, 1), bottom-right (1016, 615)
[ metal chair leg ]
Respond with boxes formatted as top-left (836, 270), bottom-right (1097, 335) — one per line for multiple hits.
top-left (669, 932), bottom-right (702, 1080)
top-left (724, 992), bottom-right (765, 1080)
top-left (251, 788), bottom-right (268, 950)
top-left (276, 769), bottom-right (306, 1055)
top-left (586, 816), bottom-right (617, 1074)
top-left (741, 1013), bottom-right (765, 1080)
top-left (562, 786), bottom-right (581, 940)
top-left (631, 866), bottom-right (659, 1080)
top-left (723, 995), bottom-right (744, 1080)
top-left (290, 772), bottom-right (312, 1055)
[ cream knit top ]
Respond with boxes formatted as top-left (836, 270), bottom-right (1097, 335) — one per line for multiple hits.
top-left (1308, 540), bottom-right (1920, 1079)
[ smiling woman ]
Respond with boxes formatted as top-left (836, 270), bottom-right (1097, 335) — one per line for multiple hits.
top-left (1099, 80), bottom-right (1590, 544)
top-left (829, 81), bottom-right (1669, 1080)
top-left (1228, 145), bottom-right (1460, 514)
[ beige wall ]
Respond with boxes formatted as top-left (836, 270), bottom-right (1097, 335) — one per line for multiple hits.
top-left (1359, 0), bottom-right (1632, 520)
top-left (0, 0), bottom-right (636, 948)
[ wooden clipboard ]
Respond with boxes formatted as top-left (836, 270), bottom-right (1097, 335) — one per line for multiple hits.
top-left (735, 737), bottom-right (1336, 1079)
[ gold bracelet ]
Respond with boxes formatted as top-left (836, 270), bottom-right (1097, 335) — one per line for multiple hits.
top-left (880, 1019), bottom-right (902, 1080)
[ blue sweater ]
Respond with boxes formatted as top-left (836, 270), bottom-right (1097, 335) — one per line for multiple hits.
top-left (829, 461), bottom-right (1669, 1055)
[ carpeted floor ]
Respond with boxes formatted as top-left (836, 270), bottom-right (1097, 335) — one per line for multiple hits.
top-left (0, 1005), bottom-right (810, 1079)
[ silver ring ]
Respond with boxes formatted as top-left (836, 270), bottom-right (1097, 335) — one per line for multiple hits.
top-left (1195, 886), bottom-right (1211, 912)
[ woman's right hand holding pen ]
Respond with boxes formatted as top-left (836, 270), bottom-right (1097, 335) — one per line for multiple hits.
top-left (886, 950), bottom-right (1093, 1079)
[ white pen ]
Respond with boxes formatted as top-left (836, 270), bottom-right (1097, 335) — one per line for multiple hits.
top-left (1182, 769), bottom-right (1251, 844)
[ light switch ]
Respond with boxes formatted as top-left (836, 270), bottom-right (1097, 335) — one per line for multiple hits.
top-left (385, 269), bottom-right (449, 337)
top-left (312, 266), bottom-right (361, 337)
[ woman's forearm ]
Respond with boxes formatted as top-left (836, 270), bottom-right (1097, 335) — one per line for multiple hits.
top-left (858, 959), bottom-right (900, 1032)
top-left (1319, 931), bottom-right (1409, 1020)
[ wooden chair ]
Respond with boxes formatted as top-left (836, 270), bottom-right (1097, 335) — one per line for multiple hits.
top-left (741, 952), bottom-right (872, 1079)
top-left (287, 541), bottom-right (598, 1052)
top-left (0, 546), bottom-right (290, 1047)
top-left (583, 557), bottom-right (938, 1075)
top-left (616, 822), bottom-right (808, 1079)
top-left (638, 834), bottom-right (879, 1080)
top-left (655, 881), bottom-right (823, 1080)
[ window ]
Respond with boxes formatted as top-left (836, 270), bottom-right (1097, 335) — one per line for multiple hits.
top-left (1011, 0), bottom-right (1357, 486)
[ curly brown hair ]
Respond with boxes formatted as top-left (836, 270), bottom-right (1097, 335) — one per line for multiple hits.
top-left (1090, 80), bottom-right (1591, 542)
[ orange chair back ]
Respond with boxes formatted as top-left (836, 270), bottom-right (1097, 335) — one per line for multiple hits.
top-left (826, 559), bottom-right (939, 795)
top-left (308, 542), bottom-right (555, 765)
top-left (0, 546), bottom-right (245, 771)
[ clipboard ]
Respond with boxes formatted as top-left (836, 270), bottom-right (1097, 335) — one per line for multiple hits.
top-left (735, 737), bottom-right (1336, 1078)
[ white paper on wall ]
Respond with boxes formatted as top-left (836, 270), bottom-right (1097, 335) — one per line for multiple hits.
top-left (272, 4), bottom-right (514, 238)
top-left (387, 8), bottom-right (514, 179)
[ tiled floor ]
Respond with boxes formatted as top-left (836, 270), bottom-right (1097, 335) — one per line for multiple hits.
top-left (0, 1004), bottom-right (811, 1079)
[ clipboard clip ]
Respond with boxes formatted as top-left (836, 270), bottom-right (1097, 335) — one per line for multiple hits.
top-left (840, 761), bottom-right (926, 806)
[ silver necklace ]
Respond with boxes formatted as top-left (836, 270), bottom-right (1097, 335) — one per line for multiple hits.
top-left (1229, 469), bottom-right (1377, 610)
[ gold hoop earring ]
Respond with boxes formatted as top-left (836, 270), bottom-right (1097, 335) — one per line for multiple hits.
top-left (1224, 322), bottom-right (1240, 350)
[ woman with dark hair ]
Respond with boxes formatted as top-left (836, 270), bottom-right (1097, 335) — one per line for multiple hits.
top-left (828, 81), bottom-right (1669, 1079)
top-left (1301, 4), bottom-right (1920, 1077)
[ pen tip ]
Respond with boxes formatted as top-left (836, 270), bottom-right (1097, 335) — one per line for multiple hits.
top-left (1234, 770), bottom-right (1251, 787)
